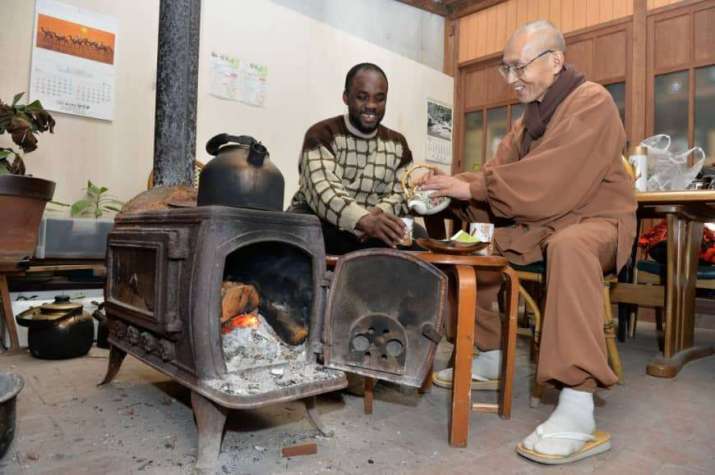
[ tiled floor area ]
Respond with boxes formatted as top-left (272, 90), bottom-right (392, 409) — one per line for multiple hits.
top-left (1, 323), bottom-right (714, 475)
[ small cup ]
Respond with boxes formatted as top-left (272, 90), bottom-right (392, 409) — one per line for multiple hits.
top-left (469, 222), bottom-right (494, 242)
top-left (398, 217), bottom-right (414, 247)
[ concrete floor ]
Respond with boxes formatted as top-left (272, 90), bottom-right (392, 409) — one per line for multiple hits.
top-left (1, 323), bottom-right (714, 475)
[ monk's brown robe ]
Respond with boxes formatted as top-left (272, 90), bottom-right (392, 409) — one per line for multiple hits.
top-left (454, 81), bottom-right (637, 390)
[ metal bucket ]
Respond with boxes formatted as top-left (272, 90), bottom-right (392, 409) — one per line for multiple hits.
top-left (0, 372), bottom-right (24, 459)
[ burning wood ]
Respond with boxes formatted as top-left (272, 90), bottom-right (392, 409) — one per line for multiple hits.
top-left (221, 281), bottom-right (259, 322)
top-left (263, 301), bottom-right (308, 346)
top-left (220, 280), bottom-right (307, 345)
top-left (222, 312), bottom-right (259, 334)
top-left (221, 282), bottom-right (260, 333)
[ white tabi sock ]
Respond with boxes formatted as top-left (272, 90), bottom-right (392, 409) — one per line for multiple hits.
top-left (522, 388), bottom-right (596, 456)
top-left (434, 349), bottom-right (502, 382)
top-left (471, 349), bottom-right (501, 381)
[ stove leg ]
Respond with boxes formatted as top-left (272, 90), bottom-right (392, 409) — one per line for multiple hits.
top-left (98, 346), bottom-right (127, 386)
top-left (304, 396), bottom-right (333, 437)
top-left (191, 391), bottom-right (228, 474)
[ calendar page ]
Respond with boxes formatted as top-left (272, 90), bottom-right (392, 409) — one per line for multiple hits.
top-left (425, 99), bottom-right (453, 165)
top-left (30, 0), bottom-right (118, 121)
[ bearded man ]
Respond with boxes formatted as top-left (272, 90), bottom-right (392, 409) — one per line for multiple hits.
top-left (289, 63), bottom-right (415, 254)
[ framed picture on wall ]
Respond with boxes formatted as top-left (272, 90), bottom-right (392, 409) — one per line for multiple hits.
top-left (426, 99), bottom-right (452, 165)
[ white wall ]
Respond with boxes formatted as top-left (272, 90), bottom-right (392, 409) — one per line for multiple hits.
top-left (0, 0), bottom-right (453, 208)
top-left (0, 0), bottom-right (160, 205)
top-left (270, 0), bottom-right (445, 71)
top-left (197, 1), bottom-right (454, 204)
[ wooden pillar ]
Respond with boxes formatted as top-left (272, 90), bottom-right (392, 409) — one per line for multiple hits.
top-left (630, 0), bottom-right (648, 146)
top-left (444, 19), bottom-right (457, 77)
top-left (451, 20), bottom-right (464, 174)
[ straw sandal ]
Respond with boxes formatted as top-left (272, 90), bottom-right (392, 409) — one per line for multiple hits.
top-left (432, 368), bottom-right (499, 391)
top-left (516, 426), bottom-right (611, 465)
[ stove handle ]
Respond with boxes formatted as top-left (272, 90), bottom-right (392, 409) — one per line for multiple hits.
top-left (421, 323), bottom-right (442, 344)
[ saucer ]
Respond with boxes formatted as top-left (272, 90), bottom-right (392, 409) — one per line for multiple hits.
top-left (415, 238), bottom-right (489, 255)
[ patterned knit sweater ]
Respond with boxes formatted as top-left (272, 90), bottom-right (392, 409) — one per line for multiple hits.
top-left (290, 114), bottom-right (412, 233)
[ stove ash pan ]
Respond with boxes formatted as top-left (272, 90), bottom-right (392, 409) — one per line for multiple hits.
top-left (102, 205), bottom-right (448, 410)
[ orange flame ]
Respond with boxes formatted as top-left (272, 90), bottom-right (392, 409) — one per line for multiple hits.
top-left (222, 311), bottom-right (259, 334)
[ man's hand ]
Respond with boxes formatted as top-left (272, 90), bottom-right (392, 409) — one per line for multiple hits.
top-left (356, 208), bottom-right (406, 247)
top-left (421, 175), bottom-right (472, 201)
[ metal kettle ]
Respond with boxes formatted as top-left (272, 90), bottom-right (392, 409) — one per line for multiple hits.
top-left (198, 134), bottom-right (285, 211)
top-left (15, 296), bottom-right (94, 359)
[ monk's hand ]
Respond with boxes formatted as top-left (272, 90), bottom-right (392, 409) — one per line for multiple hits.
top-left (421, 175), bottom-right (471, 201)
top-left (411, 167), bottom-right (445, 187)
top-left (356, 208), bottom-right (406, 247)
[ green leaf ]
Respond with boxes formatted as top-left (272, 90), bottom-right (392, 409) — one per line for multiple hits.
top-left (0, 150), bottom-right (11, 159)
top-left (12, 92), bottom-right (24, 106)
top-left (70, 199), bottom-right (93, 217)
top-left (87, 180), bottom-right (102, 195)
top-left (23, 100), bottom-right (43, 112)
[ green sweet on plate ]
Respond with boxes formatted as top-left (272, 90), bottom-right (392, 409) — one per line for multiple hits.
top-left (450, 230), bottom-right (480, 243)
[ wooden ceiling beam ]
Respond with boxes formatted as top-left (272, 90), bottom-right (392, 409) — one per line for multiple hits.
top-left (394, 1), bottom-right (509, 19)
top-left (447, 0), bottom-right (507, 19)
top-left (395, 0), bottom-right (450, 17)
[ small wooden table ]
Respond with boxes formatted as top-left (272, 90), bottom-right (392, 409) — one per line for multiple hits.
top-left (637, 191), bottom-right (715, 377)
top-left (327, 251), bottom-right (519, 447)
top-left (413, 252), bottom-right (519, 447)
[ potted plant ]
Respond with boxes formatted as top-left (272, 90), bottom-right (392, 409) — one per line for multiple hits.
top-left (0, 92), bottom-right (56, 264)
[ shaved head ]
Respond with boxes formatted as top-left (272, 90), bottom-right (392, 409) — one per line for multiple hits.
top-left (501, 20), bottom-right (566, 103)
top-left (506, 20), bottom-right (565, 57)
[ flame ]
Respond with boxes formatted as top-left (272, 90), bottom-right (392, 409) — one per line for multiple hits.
top-left (222, 311), bottom-right (259, 334)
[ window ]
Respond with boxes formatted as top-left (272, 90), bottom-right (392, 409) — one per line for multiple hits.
top-left (463, 111), bottom-right (484, 171)
top-left (485, 107), bottom-right (508, 162)
top-left (462, 103), bottom-right (525, 170)
top-left (695, 65), bottom-right (715, 159)
top-left (605, 82), bottom-right (626, 125)
top-left (654, 71), bottom-right (690, 152)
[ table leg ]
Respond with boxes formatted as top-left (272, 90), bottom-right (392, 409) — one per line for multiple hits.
top-left (499, 267), bottom-right (519, 419)
top-left (450, 264), bottom-right (476, 448)
top-left (647, 214), bottom-right (714, 377)
top-left (0, 274), bottom-right (19, 352)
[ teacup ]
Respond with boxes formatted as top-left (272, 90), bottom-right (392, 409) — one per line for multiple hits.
top-left (408, 189), bottom-right (451, 216)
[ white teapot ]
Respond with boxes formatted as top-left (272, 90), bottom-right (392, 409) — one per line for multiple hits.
top-left (402, 164), bottom-right (451, 216)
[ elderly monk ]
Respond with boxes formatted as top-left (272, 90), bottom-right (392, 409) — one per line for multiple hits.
top-left (422, 20), bottom-right (636, 464)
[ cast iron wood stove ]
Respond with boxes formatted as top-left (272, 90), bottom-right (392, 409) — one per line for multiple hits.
top-left (100, 205), bottom-right (447, 472)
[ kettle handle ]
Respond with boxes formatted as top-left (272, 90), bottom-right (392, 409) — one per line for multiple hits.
top-left (205, 133), bottom-right (257, 156)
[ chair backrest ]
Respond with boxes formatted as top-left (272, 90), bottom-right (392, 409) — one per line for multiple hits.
top-left (621, 155), bottom-right (636, 181)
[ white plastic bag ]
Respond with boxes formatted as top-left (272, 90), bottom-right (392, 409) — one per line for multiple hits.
top-left (641, 134), bottom-right (705, 191)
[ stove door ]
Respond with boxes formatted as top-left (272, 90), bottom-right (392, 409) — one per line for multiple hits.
top-left (323, 249), bottom-right (447, 387)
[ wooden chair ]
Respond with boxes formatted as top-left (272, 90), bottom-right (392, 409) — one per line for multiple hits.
top-left (619, 258), bottom-right (715, 350)
top-left (513, 262), bottom-right (624, 407)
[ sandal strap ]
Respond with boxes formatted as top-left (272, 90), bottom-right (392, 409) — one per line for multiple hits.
top-left (535, 425), bottom-right (596, 442)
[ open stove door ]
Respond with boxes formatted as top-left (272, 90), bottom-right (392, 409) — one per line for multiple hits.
top-left (323, 249), bottom-right (448, 387)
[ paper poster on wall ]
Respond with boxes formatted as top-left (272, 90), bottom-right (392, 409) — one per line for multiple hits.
top-left (425, 99), bottom-right (452, 165)
top-left (29, 0), bottom-right (118, 121)
top-left (209, 51), bottom-right (268, 108)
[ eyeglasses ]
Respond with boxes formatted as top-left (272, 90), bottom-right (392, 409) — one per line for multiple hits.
top-left (498, 50), bottom-right (554, 79)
